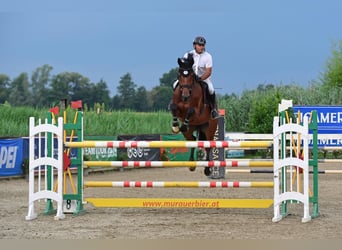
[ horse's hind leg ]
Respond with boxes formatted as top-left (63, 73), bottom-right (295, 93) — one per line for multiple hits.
top-left (188, 148), bottom-right (196, 172)
top-left (203, 120), bottom-right (219, 177)
top-left (183, 131), bottom-right (197, 171)
top-left (203, 148), bottom-right (212, 176)
top-left (196, 129), bottom-right (212, 176)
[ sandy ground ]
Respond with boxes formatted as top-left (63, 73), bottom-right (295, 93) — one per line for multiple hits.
top-left (0, 163), bottom-right (341, 239)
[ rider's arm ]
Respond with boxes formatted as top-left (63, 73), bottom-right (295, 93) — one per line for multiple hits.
top-left (200, 67), bottom-right (212, 80)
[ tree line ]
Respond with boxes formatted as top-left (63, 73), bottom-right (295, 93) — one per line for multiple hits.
top-left (1, 41), bottom-right (341, 133)
top-left (0, 64), bottom-right (178, 111)
top-left (225, 41), bottom-right (342, 133)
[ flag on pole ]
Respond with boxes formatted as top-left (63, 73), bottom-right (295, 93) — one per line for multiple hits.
top-left (71, 100), bottom-right (82, 109)
top-left (49, 106), bottom-right (59, 115)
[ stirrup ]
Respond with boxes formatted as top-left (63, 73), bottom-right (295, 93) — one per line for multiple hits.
top-left (211, 109), bottom-right (219, 119)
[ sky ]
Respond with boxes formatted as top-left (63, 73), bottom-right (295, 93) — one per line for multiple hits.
top-left (1, 0), bottom-right (342, 96)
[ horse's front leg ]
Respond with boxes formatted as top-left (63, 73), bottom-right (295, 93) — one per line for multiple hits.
top-left (180, 107), bottom-right (195, 132)
top-left (169, 103), bottom-right (180, 133)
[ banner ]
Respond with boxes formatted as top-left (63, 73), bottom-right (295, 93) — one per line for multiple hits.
top-left (161, 134), bottom-right (190, 161)
top-left (117, 134), bottom-right (160, 161)
top-left (293, 106), bottom-right (342, 147)
top-left (209, 114), bottom-right (225, 161)
top-left (83, 136), bottom-right (117, 161)
top-left (293, 105), bottom-right (342, 133)
top-left (0, 138), bottom-right (24, 177)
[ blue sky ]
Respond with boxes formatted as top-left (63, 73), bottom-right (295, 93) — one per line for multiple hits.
top-left (1, 0), bottom-right (342, 96)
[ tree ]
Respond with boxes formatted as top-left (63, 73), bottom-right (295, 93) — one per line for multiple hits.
top-left (9, 73), bottom-right (31, 106)
top-left (90, 79), bottom-right (111, 109)
top-left (0, 74), bottom-right (10, 104)
top-left (146, 67), bottom-right (178, 111)
top-left (50, 72), bottom-right (73, 103)
top-left (134, 86), bottom-right (150, 111)
top-left (248, 87), bottom-right (281, 133)
top-left (219, 93), bottom-right (244, 132)
top-left (111, 95), bottom-right (121, 110)
top-left (67, 72), bottom-right (92, 102)
top-left (318, 41), bottom-right (342, 105)
top-left (150, 85), bottom-right (173, 111)
top-left (321, 41), bottom-right (342, 88)
top-left (50, 72), bottom-right (92, 105)
top-left (116, 73), bottom-right (136, 109)
top-left (31, 64), bottom-right (53, 107)
top-left (238, 90), bottom-right (255, 132)
top-left (159, 68), bottom-right (178, 87)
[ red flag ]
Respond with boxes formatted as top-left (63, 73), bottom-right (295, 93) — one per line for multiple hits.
top-left (71, 100), bottom-right (82, 109)
top-left (49, 106), bottom-right (59, 115)
top-left (63, 152), bottom-right (71, 171)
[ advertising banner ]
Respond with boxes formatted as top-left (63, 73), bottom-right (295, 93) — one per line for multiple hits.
top-left (117, 134), bottom-right (161, 161)
top-left (161, 134), bottom-right (190, 161)
top-left (293, 106), bottom-right (342, 147)
top-left (0, 138), bottom-right (24, 177)
top-left (83, 136), bottom-right (117, 161)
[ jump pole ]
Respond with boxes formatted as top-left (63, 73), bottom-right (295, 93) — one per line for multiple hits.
top-left (83, 181), bottom-right (274, 188)
top-left (65, 140), bottom-right (273, 149)
top-left (226, 169), bottom-right (342, 174)
top-left (83, 160), bottom-right (274, 168)
top-left (85, 198), bottom-right (274, 209)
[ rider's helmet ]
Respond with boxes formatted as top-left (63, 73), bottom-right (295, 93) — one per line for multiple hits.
top-left (193, 36), bottom-right (206, 45)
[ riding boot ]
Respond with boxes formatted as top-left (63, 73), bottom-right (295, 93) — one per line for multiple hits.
top-left (209, 93), bottom-right (219, 119)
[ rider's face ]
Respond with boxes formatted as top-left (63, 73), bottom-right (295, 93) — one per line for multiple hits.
top-left (194, 43), bottom-right (205, 53)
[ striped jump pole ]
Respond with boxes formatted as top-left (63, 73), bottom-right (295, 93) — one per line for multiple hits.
top-left (84, 181), bottom-right (274, 188)
top-left (83, 160), bottom-right (274, 168)
top-left (318, 159), bottom-right (342, 163)
top-left (226, 169), bottom-right (342, 174)
top-left (65, 140), bottom-right (273, 149)
top-left (316, 146), bottom-right (342, 151)
top-left (287, 146), bottom-right (342, 151)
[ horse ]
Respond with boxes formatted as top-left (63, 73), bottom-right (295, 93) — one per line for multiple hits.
top-left (169, 53), bottom-right (218, 176)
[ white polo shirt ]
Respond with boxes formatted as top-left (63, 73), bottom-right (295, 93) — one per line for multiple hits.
top-left (184, 49), bottom-right (213, 86)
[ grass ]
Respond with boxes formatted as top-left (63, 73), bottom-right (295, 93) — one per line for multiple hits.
top-left (0, 106), bottom-right (173, 137)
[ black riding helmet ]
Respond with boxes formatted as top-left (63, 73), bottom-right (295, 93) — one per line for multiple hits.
top-left (193, 36), bottom-right (206, 45)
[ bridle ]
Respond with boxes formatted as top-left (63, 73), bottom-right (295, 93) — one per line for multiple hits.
top-left (178, 67), bottom-right (195, 102)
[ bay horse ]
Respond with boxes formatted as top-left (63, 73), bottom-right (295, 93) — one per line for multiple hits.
top-left (169, 53), bottom-right (218, 176)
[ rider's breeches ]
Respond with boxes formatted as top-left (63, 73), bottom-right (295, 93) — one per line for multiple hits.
top-left (206, 81), bottom-right (215, 95)
top-left (173, 80), bottom-right (215, 95)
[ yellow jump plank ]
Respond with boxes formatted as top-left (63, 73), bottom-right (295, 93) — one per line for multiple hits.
top-left (85, 198), bottom-right (274, 209)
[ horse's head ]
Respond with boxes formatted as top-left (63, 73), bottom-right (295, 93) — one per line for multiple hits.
top-left (177, 54), bottom-right (195, 102)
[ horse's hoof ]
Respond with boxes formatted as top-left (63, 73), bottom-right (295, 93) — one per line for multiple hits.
top-left (172, 126), bottom-right (180, 133)
top-left (204, 167), bottom-right (211, 176)
top-left (189, 167), bottom-right (196, 172)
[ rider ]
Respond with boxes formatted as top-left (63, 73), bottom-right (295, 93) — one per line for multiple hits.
top-left (173, 36), bottom-right (219, 119)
